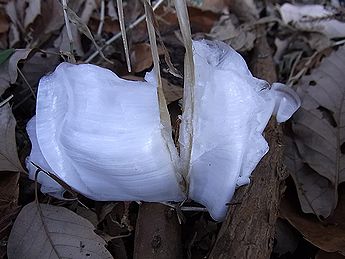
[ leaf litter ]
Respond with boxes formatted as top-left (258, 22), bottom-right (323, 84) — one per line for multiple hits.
top-left (288, 46), bottom-right (345, 217)
top-left (7, 202), bottom-right (113, 259)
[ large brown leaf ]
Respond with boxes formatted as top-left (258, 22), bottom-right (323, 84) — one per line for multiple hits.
top-left (0, 104), bottom-right (24, 172)
top-left (7, 202), bottom-right (113, 259)
top-left (285, 137), bottom-right (335, 217)
top-left (280, 192), bottom-right (345, 256)
top-left (290, 46), bottom-right (345, 217)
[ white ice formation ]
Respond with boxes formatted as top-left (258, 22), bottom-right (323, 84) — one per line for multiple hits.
top-left (27, 63), bottom-right (184, 202)
top-left (179, 40), bottom-right (300, 220)
top-left (26, 40), bottom-right (300, 221)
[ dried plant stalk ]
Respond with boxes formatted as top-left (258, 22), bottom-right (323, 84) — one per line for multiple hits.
top-left (174, 0), bottom-right (195, 179)
top-left (117, 0), bottom-right (132, 72)
top-left (144, 0), bottom-right (169, 128)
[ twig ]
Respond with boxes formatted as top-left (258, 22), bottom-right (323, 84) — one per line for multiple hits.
top-left (17, 67), bottom-right (36, 100)
top-left (85, 0), bottom-right (165, 63)
top-left (0, 94), bottom-right (14, 107)
top-left (117, 0), bottom-right (132, 72)
top-left (97, 0), bottom-right (105, 37)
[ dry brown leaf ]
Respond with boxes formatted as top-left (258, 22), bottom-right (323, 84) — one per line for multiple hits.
top-left (0, 172), bottom-right (19, 216)
top-left (0, 48), bottom-right (33, 96)
top-left (7, 202), bottom-right (113, 258)
top-left (131, 43), bottom-right (163, 72)
top-left (0, 172), bottom-right (20, 250)
top-left (280, 193), bottom-right (345, 256)
top-left (22, 49), bottom-right (60, 87)
top-left (75, 206), bottom-right (98, 227)
top-left (284, 137), bottom-right (335, 217)
top-left (290, 46), bottom-right (345, 216)
top-left (0, 104), bottom-right (25, 173)
top-left (41, 0), bottom-right (64, 35)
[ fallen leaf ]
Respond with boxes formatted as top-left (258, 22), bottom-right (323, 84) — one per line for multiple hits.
top-left (208, 15), bottom-right (256, 52)
top-left (291, 46), bottom-right (345, 216)
top-left (27, 0), bottom-right (65, 48)
top-left (0, 203), bottom-right (20, 258)
top-left (75, 206), bottom-right (98, 227)
top-left (7, 202), bottom-right (113, 258)
top-left (280, 191), bottom-right (345, 256)
top-left (21, 49), bottom-right (60, 87)
top-left (0, 48), bottom-right (34, 96)
top-left (0, 104), bottom-right (25, 173)
top-left (280, 3), bottom-right (345, 39)
top-left (0, 172), bottom-right (20, 247)
top-left (284, 137), bottom-right (335, 217)
top-left (131, 43), bottom-right (164, 72)
top-left (0, 172), bottom-right (19, 217)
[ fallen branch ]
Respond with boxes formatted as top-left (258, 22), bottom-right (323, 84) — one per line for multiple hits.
top-left (133, 203), bottom-right (182, 259)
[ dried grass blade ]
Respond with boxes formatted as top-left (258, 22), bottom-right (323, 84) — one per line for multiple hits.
top-left (145, 5), bottom-right (181, 78)
top-left (143, 0), bottom-right (170, 127)
top-left (66, 6), bottom-right (113, 64)
top-left (174, 0), bottom-right (195, 177)
top-left (117, 0), bottom-right (132, 72)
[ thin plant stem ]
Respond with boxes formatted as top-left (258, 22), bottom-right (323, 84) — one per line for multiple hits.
top-left (174, 0), bottom-right (195, 182)
top-left (117, 0), bottom-right (132, 72)
top-left (97, 0), bottom-right (105, 37)
top-left (0, 94), bottom-right (14, 107)
top-left (62, 0), bottom-right (75, 62)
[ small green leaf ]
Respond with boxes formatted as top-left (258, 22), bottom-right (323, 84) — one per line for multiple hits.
top-left (0, 49), bottom-right (15, 65)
